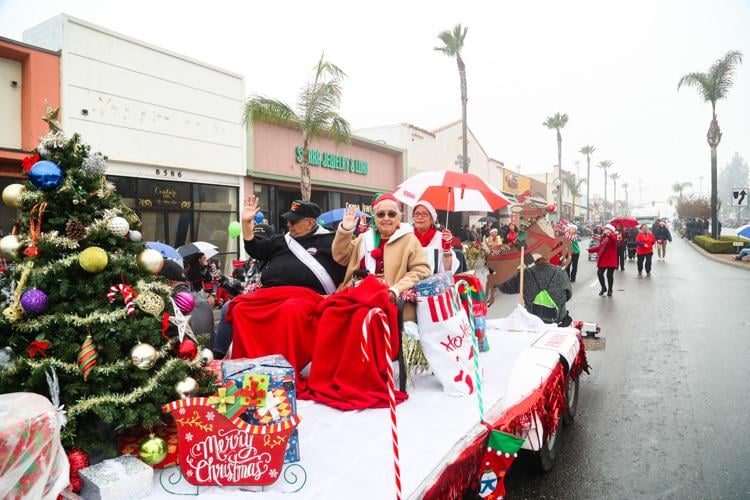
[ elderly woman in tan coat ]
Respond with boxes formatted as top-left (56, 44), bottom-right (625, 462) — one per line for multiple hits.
top-left (333, 194), bottom-right (431, 303)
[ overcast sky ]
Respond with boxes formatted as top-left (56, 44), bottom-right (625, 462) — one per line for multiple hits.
top-left (1, 0), bottom-right (748, 206)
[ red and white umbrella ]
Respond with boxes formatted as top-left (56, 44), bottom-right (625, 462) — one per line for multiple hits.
top-left (393, 170), bottom-right (511, 212)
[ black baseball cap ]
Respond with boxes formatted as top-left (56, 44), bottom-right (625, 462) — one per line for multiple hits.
top-left (281, 200), bottom-right (321, 221)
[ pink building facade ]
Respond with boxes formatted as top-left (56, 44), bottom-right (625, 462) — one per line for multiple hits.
top-left (247, 121), bottom-right (405, 231)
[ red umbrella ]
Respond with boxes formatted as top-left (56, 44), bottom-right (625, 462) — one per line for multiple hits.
top-left (609, 217), bottom-right (639, 229)
top-left (393, 170), bottom-right (511, 212)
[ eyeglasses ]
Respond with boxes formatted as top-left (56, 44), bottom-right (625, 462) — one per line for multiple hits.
top-left (412, 211), bottom-right (430, 218)
top-left (375, 211), bottom-right (399, 219)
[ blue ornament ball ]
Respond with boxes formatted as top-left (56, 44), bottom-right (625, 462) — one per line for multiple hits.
top-left (29, 161), bottom-right (63, 190)
top-left (255, 211), bottom-right (264, 224)
top-left (20, 289), bottom-right (48, 315)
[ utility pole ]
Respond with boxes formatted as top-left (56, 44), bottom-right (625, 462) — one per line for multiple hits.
top-left (699, 176), bottom-right (704, 195)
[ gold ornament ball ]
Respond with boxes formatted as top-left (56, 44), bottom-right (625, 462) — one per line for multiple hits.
top-left (79, 247), bottom-right (108, 273)
top-left (138, 249), bottom-right (164, 274)
top-left (2, 184), bottom-right (25, 209)
top-left (2, 305), bottom-right (24, 323)
top-left (175, 376), bottom-right (198, 399)
top-left (138, 434), bottom-right (167, 466)
top-left (106, 216), bottom-right (130, 237)
top-left (0, 235), bottom-right (21, 259)
top-left (129, 342), bottom-right (157, 370)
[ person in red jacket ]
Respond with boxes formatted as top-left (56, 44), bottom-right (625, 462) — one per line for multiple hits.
top-left (587, 223), bottom-right (619, 296)
top-left (635, 223), bottom-right (656, 276)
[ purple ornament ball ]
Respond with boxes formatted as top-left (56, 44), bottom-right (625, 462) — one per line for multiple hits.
top-left (20, 289), bottom-right (48, 315)
top-left (174, 291), bottom-right (195, 314)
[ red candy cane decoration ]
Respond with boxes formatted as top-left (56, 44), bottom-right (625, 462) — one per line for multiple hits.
top-left (362, 308), bottom-right (401, 500)
top-left (107, 283), bottom-right (138, 316)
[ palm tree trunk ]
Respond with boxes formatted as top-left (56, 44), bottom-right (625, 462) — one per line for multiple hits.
top-left (710, 146), bottom-right (718, 239)
top-left (458, 57), bottom-right (468, 174)
top-left (557, 131), bottom-right (562, 222)
top-left (586, 156), bottom-right (591, 223)
top-left (603, 168), bottom-right (608, 223)
top-left (301, 137), bottom-right (312, 202)
top-left (613, 180), bottom-right (617, 217)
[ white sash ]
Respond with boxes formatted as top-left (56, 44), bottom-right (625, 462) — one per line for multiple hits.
top-left (284, 233), bottom-right (337, 294)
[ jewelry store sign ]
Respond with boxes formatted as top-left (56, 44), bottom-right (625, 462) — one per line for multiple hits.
top-left (295, 146), bottom-right (368, 175)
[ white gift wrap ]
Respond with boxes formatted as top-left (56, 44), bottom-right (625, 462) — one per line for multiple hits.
top-left (80, 454), bottom-right (153, 500)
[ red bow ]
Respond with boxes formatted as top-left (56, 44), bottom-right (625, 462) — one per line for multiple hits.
top-left (370, 248), bottom-right (384, 260)
top-left (22, 152), bottom-right (40, 173)
top-left (28, 340), bottom-right (49, 358)
top-left (243, 379), bottom-right (268, 407)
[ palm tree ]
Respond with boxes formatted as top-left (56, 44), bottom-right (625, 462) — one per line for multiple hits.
top-left (244, 53), bottom-right (351, 201)
top-left (609, 172), bottom-right (621, 217)
top-left (678, 50), bottom-right (743, 238)
top-left (435, 24), bottom-right (469, 173)
top-left (561, 171), bottom-right (586, 218)
top-left (579, 145), bottom-right (596, 222)
top-left (672, 181), bottom-right (693, 200)
top-left (621, 182), bottom-right (629, 215)
top-left (597, 160), bottom-right (613, 221)
top-left (543, 113), bottom-right (569, 220)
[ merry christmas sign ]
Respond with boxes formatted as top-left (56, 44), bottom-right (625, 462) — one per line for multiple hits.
top-left (162, 394), bottom-right (300, 487)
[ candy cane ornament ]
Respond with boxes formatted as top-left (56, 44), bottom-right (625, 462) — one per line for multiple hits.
top-left (362, 308), bottom-right (401, 500)
top-left (107, 283), bottom-right (138, 316)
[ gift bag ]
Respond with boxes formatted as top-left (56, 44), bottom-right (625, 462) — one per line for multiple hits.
top-left (417, 286), bottom-right (476, 396)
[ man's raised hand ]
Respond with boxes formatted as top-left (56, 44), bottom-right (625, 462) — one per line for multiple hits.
top-left (242, 195), bottom-right (260, 225)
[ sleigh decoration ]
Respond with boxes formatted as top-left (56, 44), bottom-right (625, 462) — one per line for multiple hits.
top-left (162, 389), bottom-right (301, 487)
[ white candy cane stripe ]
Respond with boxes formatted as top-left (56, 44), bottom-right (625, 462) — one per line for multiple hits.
top-left (363, 308), bottom-right (401, 499)
top-left (361, 308), bottom-right (381, 363)
top-left (108, 284), bottom-right (137, 316)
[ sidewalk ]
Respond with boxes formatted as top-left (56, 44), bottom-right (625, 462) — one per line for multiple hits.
top-left (683, 238), bottom-right (750, 271)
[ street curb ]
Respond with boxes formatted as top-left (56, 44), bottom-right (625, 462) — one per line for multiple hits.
top-left (683, 238), bottom-right (750, 271)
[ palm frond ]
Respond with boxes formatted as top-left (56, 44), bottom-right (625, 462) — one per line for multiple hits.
top-left (597, 160), bottom-right (613, 170)
top-left (579, 145), bottom-right (596, 156)
top-left (678, 50), bottom-right (743, 104)
top-left (244, 96), bottom-right (298, 126)
top-left (328, 115), bottom-right (352, 145)
top-left (543, 112), bottom-right (569, 130)
top-left (434, 24), bottom-right (467, 55)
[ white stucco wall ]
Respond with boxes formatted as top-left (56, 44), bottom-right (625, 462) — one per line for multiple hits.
top-left (0, 58), bottom-right (22, 149)
top-left (23, 15), bottom-right (245, 186)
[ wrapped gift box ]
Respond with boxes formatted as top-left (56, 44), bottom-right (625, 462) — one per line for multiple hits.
top-left (79, 454), bottom-right (153, 500)
top-left (221, 355), bottom-right (300, 463)
top-left (414, 271), bottom-right (454, 297)
top-left (0, 393), bottom-right (69, 500)
top-left (117, 421), bottom-right (179, 469)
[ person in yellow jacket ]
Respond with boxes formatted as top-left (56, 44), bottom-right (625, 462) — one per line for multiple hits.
top-left (333, 194), bottom-right (431, 305)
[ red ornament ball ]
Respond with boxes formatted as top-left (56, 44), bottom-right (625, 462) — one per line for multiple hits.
top-left (178, 339), bottom-right (198, 361)
top-left (67, 449), bottom-right (89, 493)
top-left (546, 204), bottom-right (556, 213)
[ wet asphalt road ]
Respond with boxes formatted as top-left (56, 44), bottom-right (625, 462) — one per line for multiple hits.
top-left (485, 238), bottom-right (750, 499)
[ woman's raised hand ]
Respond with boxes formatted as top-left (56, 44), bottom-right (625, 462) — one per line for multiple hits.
top-left (342, 204), bottom-right (358, 231)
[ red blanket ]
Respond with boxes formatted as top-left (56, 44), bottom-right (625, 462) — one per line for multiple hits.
top-left (305, 276), bottom-right (407, 410)
top-left (226, 286), bottom-right (323, 393)
top-left (226, 277), bottom-right (407, 410)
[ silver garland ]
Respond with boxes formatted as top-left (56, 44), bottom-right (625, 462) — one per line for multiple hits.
top-left (81, 153), bottom-right (107, 176)
top-left (40, 130), bottom-right (67, 150)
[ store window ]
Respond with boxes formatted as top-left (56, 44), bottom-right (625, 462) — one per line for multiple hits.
top-left (108, 176), bottom-right (239, 272)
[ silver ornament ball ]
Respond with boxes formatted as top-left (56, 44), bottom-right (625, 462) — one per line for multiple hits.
top-left (107, 216), bottom-right (130, 237)
top-left (81, 153), bottom-right (107, 176)
top-left (129, 342), bottom-right (157, 370)
top-left (0, 235), bottom-right (21, 259)
top-left (0, 346), bottom-right (16, 369)
top-left (174, 376), bottom-right (198, 399)
top-left (128, 230), bottom-right (143, 242)
top-left (200, 348), bottom-right (214, 365)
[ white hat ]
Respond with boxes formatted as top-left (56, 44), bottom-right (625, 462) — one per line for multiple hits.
top-left (604, 224), bottom-right (616, 232)
top-left (489, 228), bottom-right (498, 234)
top-left (414, 200), bottom-right (437, 221)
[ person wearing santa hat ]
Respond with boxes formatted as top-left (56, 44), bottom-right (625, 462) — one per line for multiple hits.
top-left (335, 194), bottom-right (431, 306)
top-left (587, 223), bottom-right (619, 296)
top-left (410, 200), bottom-right (459, 275)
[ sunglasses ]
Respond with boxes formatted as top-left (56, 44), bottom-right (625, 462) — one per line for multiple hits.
top-left (375, 210), bottom-right (399, 219)
top-left (412, 211), bottom-right (431, 218)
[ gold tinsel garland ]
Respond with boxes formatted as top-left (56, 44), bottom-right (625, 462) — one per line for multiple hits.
top-left (34, 251), bottom-right (138, 279)
top-left (1, 337), bottom-right (178, 377)
top-left (14, 309), bottom-right (128, 333)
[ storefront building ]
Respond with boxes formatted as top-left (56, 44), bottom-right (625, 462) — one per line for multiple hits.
top-left (247, 121), bottom-right (405, 233)
top-left (0, 36), bottom-right (59, 234)
top-left (23, 15), bottom-right (245, 268)
top-left (501, 168), bottom-right (548, 222)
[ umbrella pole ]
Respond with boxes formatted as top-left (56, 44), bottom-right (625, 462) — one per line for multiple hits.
top-left (445, 187), bottom-right (452, 229)
top-left (518, 246), bottom-right (526, 305)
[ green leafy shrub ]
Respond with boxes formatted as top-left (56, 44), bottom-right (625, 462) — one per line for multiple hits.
top-left (694, 235), bottom-right (738, 253)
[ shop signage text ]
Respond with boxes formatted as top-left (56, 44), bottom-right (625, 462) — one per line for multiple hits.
top-left (295, 146), bottom-right (368, 175)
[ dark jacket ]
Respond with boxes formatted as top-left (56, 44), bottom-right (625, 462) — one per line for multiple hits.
top-left (497, 262), bottom-right (572, 323)
top-left (243, 227), bottom-right (346, 294)
top-left (653, 225), bottom-right (672, 242)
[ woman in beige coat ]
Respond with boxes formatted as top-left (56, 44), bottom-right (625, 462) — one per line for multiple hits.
top-left (333, 194), bottom-right (431, 303)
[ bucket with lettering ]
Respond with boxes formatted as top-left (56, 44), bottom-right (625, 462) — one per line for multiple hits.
top-left (416, 287), bottom-right (477, 396)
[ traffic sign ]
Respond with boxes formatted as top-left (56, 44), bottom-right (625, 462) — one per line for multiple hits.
top-left (732, 188), bottom-right (748, 207)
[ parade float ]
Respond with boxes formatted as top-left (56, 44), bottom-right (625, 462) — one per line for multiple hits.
top-left (0, 122), bottom-right (589, 500)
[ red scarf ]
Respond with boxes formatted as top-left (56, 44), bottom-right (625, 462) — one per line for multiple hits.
top-left (361, 238), bottom-right (389, 274)
top-left (413, 227), bottom-right (437, 248)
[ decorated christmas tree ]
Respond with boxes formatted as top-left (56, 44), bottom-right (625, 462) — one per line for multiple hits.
top-left (0, 106), bottom-right (216, 457)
